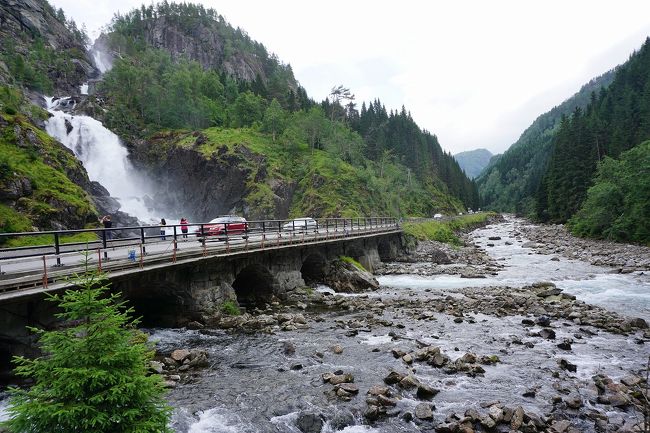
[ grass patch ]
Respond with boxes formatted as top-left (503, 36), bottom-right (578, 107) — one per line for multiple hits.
top-left (3, 232), bottom-right (99, 248)
top-left (340, 255), bottom-right (366, 272)
top-left (402, 212), bottom-right (495, 246)
top-left (220, 300), bottom-right (241, 316)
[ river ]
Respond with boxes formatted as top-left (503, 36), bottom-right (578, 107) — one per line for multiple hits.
top-left (156, 217), bottom-right (648, 432)
top-left (0, 217), bottom-right (647, 432)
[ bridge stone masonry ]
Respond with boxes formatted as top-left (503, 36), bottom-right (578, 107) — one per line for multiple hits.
top-left (114, 233), bottom-right (401, 327)
top-left (0, 218), bottom-right (403, 372)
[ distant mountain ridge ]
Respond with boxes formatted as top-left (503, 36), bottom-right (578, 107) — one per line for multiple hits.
top-left (453, 148), bottom-right (494, 179)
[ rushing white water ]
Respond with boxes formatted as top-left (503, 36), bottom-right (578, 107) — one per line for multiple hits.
top-left (379, 218), bottom-right (650, 319)
top-left (44, 97), bottom-right (158, 221)
top-left (90, 47), bottom-right (112, 74)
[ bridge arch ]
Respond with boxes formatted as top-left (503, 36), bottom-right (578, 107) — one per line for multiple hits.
top-left (232, 264), bottom-right (276, 308)
top-left (378, 239), bottom-right (395, 261)
top-left (301, 252), bottom-right (328, 284)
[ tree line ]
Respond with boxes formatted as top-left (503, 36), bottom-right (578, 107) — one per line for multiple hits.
top-left (100, 4), bottom-right (478, 210)
top-left (536, 38), bottom-right (650, 242)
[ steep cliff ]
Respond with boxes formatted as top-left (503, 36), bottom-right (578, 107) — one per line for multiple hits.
top-left (0, 0), bottom-right (97, 95)
top-left (105, 2), bottom-right (297, 89)
top-left (0, 88), bottom-right (98, 236)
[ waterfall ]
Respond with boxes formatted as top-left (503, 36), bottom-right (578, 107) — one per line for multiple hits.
top-left (45, 97), bottom-right (157, 222)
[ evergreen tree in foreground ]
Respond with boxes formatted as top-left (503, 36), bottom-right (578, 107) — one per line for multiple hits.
top-left (3, 261), bottom-right (171, 433)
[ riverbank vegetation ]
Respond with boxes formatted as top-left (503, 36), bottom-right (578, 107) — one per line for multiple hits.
top-left (402, 212), bottom-right (495, 246)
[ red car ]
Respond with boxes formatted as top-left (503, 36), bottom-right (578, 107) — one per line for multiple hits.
top-left (195, 216), bottom-right (248, 240)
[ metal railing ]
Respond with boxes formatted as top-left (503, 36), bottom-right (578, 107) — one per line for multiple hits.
top-left (0, 217), bottom-right (400, 294)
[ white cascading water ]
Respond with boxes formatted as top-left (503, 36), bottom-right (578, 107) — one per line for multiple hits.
top-left (45, 97), bottom-right (158, 222)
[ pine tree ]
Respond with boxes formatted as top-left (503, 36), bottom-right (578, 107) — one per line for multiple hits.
top-left (3, 261), bottom-right (171, 433)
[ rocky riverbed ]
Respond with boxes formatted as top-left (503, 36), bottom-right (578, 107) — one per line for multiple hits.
top-left (147, 216), bottom-right (649, 433)
top-left (2, 216), bottom-right (646, 432)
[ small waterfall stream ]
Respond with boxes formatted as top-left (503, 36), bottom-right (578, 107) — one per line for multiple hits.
top-left (44, 97), bottom-right (158, 222)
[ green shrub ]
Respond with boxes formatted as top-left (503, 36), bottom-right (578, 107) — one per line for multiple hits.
top-left (2, 262), bottom-right (172, 433)
top-left (402, 212), bottom-right (495, 246)
top-left (220, 300), bottom-right (241, 316)
top-left (340, 255), bottom-right (366, 271)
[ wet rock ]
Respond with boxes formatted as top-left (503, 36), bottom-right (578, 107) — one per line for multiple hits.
top-left (283, 341), bottom-right (296, 355)
top-left (539, 329), bottom-right (556, 339)
top-left (415, 403), bottom-right (434, 420)
top-left (551, 420), bottom-right (571, 432)
top-left (564, 394), bottom-right (583, 409)
top-left (416, 383), bottom-right (440, 399)
top-left (620, 374), bottom-right (642, 387)
top-left (335, 383), bottom-right (359, 394)
top-left (170, 349), bottom-right (191, 362)
top-left (559, 359), bottom-right (577, 373)
top-left (149, 361), bottom-right (164, 374)
top-left (536, 316), bottom-right (551, 327)
top-left (384, 371), bottom-right (405, 385)
top-left (511, 406), bottom-right (524, 429)
top-left (399, 374), bottom-right (421, 389)
top-left (296, 412), bottom-right (323, 433)
top-left (557, 339), bottom-right (572, 350)
top-left (331, 344), bottom-right (343, 354)
top-left (325, 373), bottom-right (354, 385)
top-left (367, 385), bottom-right (390, 396)
top-left (488, 236), bottom-right (501, 240)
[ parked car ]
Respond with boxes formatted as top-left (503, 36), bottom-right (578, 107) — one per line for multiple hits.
top-left (282, 217), bottom-right (318, 232)
top-left (195, 216), bottom-right (248, 240)
top-left (433, 213), bottom-right (443, 219)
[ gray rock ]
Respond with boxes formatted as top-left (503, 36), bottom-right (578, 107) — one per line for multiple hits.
top-left (414, 403), bottom-right (434, 420)
top-left (296, 412), bottom-right (323, 433)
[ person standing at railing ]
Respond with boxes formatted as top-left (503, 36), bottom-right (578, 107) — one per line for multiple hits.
top-left (160, 218), bottom-right (167, 241)
top-left (180, 218), bottom-right (189, 239)
top-left (100, 215), bottom-right (113, 240)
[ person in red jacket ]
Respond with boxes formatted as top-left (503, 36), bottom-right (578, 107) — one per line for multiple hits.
top-left (180, 217), bottom-right (189, 239)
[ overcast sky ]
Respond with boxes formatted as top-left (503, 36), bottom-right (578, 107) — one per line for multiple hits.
top-left (50, 0), bottom-right (650, 154)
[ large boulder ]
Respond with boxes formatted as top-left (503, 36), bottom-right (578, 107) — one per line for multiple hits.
top-left (323, 259), bottom-right (380, 293)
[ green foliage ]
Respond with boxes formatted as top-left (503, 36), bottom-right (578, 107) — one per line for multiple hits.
top-left (97, 2), bottom-right (477, 213)
top-left (0, 204), bottom-right (32, 235)
top-left (221, 300), bottom-right (241, 316)
top-left (477, 69), bottom-right (616, 214)
top-left (402, 213), bottom-right (494, 246)
top-left (0, 89), bottom-right (97, 233)
top-left (3, 264), bottom-right (172, 433)
top-left (568, 141), bottom-right (650, 244)
top-left (538, 38), bottom-right (650, 226)
top-left (340, 255), bottom-right (366, 271)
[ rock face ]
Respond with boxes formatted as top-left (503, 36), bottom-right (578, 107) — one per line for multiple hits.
top-left (101, 6), bottom-right (298, 88)
top-left (130, 137), bottom-right (295, 220)
top-left (0, 0), bottom-right (97, 93)
top-left (323, 259), bottom-right (380, 293)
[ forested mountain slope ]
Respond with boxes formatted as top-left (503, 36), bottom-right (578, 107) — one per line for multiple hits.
top-left (477, 69), bottom-right (616, 214)
top-left (539, 39), bottom-right (650, 243)
top-left (88, 2), bottom-right (477, 219)
top-left (0, 0), bottom-right (96, 94)
top-left (0, 0), bottom-right (477, 232)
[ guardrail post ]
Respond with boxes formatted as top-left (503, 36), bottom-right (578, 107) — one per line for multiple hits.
top-left (101, 229), bottom-right (108, 261)
top-left (42, 256), bottom-right (48, 288)
top-left (139, 243), bottom-right (144, 268)
top-left (140, 227), bottom-right (146, 255)
top-left (53, 232), bottom-right (61, 266)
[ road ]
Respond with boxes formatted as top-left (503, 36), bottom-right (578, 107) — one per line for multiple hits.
top-left (0, 224), bottom-right (399, 293)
